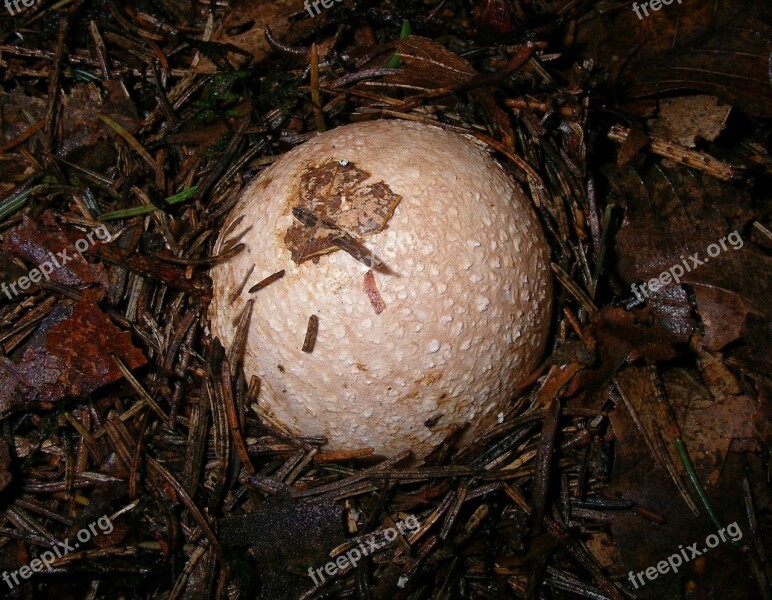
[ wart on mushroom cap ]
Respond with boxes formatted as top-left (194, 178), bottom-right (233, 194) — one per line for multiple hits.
top-left (209, 119), bottom-right (552, 459)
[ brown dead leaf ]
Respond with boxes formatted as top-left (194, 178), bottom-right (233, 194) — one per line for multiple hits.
top-left (193, 0), bottom-right (316, 74)
top-left (606, 365), bottom-right (764, 597)
top-left (285, 159), bottom-right (401, 264)
top-left (575, 0), bottom-right (772, 117)
top-left (615, 365), bottom-right (757, 488)
top-left (568, 305), bottom-right (685, 395)
top-left (218, 493), bottom-right (345, 599)
top-left (383, 35), bottom-right (476, 91)
top-left (607, 428), bottom-right (761, 599)
top-left (0, 301), bottom-right (147, 419)
top-left (0, 82), bottom-right (138, 147)
top-left (611, 162), bottom-right (765, 348)
top-left (649, 96), bottom-right (731, 148)
top-left (4, 213), bottom-right (110, 300)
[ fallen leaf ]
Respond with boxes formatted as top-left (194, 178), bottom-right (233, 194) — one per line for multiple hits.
top-left (4, 213), bottom-right (109, 300)
top-left (284, 159), bottom-right (401, 264)
top-left (575, 0), bottom-right (772, 117)
top-left (611, 162), bottom-right (764, 348)
top-left (0, 301), bottom-right (147, 418)
top-left (193, 0), bottom-right (316, 74)
top-left (606, 366), bottom-right (765, 598)
top-left (649, 95), bottom-right (731, 148)
top-left (383, 35), bottom-right (475, 91)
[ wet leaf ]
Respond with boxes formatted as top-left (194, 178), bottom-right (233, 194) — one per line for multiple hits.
top-left (607, 366), bottom-right (763, 598)
top-left (0, 301), bottom-right (146, 418)
top-left (193, 0), bottom-right (316, 74)
top-left (4, 213), bottom-right (109, 301)
top-left (0, 82), bottom-right (138, 176)
top-left (576, 0), bottom-right (772, 117)
top-left (569, 305), bottom-right (685, 395)
top-left (611, 163), bottom-right (764, 349)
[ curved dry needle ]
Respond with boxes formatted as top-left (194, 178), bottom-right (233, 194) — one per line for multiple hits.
top-left (292, 207), bottom-right (392, 273)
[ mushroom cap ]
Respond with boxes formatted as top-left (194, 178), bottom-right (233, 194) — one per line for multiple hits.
top-left (210, 120), bottom-right (551, 458)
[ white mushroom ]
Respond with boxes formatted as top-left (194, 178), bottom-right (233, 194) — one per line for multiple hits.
top-left (209, 120), bottom-right (552, 458)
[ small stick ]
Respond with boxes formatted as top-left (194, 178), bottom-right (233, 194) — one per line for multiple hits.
top-left (608, 125), bottom-right (744, 182)
top-left (363, 270), bottom-right (386, 314)
top-left (248, 269), bottom-right (285, 294)
top-left (292, 207), bottom-right (389, 271)
top-left (302, 314), bottom-right (319, 353)
top-left (310, 43), bottom-right (325, 133)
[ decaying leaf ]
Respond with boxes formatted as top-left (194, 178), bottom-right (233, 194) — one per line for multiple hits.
top-left (284, 159), bottom-right (401, 264)
top-left (611, 162), bottom-right (764, 348)
top-left (607, 365), bottom-right (762, 598)
top-left (193, 0), bottom-right (316, 73)
top-left (0, 82), bottom-right (138, 178)
top-left (0, 301), bottom-right (147, 418)
top-left (4, 213), bottom-right (110, 300)
top-left (576, 0), bottom-right (772, 117)
top-left (569, 305), bottom-right (684, 396)
top-left (383, 35), bottom-right (476, 91)
top-left (649, 95), bottom-right (732, 148)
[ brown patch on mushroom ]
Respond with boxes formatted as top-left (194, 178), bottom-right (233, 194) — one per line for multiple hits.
top-left (415, 371), bottom-right (443, 386)
top-left (363, 270), bottom-right (386, 315)
top-left (284, 159), bottom-right (401, 264)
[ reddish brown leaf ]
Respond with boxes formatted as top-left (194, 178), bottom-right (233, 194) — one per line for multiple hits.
top-left (4, 214), bottom-right (110, 300)
top-left (569, 306), bottom-right (683, 395)
top-left (0, 301), bottom-right (146, 418)
top-left (383, 35), bottom-right (476, 91)
top-left (611, 162), bottom-right (765, 348)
